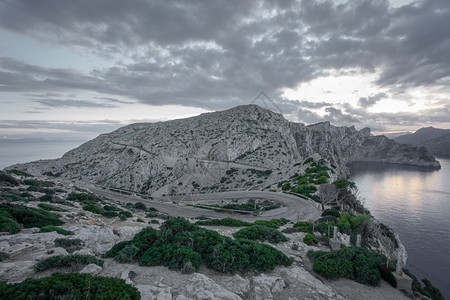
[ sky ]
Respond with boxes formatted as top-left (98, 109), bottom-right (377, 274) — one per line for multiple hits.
top-left (0, 0), bottom-right (449, 141)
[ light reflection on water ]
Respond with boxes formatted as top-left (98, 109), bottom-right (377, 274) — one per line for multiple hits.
top-left (350, 158), bottom-right (450, 298)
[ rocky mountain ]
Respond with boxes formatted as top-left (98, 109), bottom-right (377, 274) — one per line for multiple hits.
top-left (8, 105), bottom-right (440, 195)
top-left (394, 127), bottom-right (450, 158)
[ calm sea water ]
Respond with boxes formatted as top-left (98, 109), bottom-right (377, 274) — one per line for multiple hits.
top-left (0, 141), bottom-right (84, 169)
top-left (350, 158), bottom-right (450, 298)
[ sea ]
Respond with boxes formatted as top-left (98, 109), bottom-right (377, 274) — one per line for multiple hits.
top-left (350, 158), bottom-right (450, 299)
top-left (0, 141), bottom-right (84, 169)
top-left (1, 141), bottom-right (449, 297)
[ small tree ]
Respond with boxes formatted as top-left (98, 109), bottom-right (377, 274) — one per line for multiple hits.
top-left (318, 183), bottom-right (339, 211)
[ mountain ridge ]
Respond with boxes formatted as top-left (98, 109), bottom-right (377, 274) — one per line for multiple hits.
top-left (7, 105), bottom-right (440, 195)
top-left (394, 126), bottom-right (450, 157)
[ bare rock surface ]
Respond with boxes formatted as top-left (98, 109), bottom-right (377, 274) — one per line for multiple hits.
top-left (9, 105), bottom-right (440, 195)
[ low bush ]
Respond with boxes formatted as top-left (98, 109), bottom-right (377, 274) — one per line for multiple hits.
top-left (134, 202), bottom-right (147, 211)
top-left (195, 217), bottom-right (252, 227)
top-left (40, 225), bottom-right (70, 235)
top-left (105, 217), bottom-right (291, 274)
top-left (54, 238), bottom-right (83, 253)
top-left (4, 194), bottom-right (27, 202)
top-left (0, 203), bottom-right (63, 228)
top-left (39, 194), bottom-right (53, 202)
top-left (0, 214), bottom-right (21, 234)
top-left (34, 255), bottom-right (104, 272)
top-left (0, 273), bottom-right (140, 299)
top-left (293, 221), bottom-right (313, 233)
top-left (67, 192), bottom-right (102, 204)
top-left (0, 172), bottom-right (20, 186)
top-left (322, 208), bottom-right (341, 218)
top-left (23, 179), bottom-right (54, 187)
top-left (38, 203), bottom-right (67, 212)
top-left (308, 247), bottom-right (387, 286)
top-left (82, 204), bottom-right (103, 214)
top-left (303, 233), bottom-right (319, 245)
top-left (101, 211), bottom-right (119, 218)
top-left (403, 269), bottom-right (444, 300)
top-left (6, 169), bottom-right (32, 177)
top-left (233, 225), bottom-right (288, 244)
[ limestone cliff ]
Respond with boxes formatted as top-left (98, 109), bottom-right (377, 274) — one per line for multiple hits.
top-left (8, 105), bottom-right (440, 195)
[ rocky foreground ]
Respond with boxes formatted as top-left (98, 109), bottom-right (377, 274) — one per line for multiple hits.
top-left (0, 171), bottom-right (423, 300)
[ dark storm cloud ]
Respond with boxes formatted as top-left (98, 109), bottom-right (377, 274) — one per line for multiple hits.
top-left (357, 92), bottom-right (388, 108)
top-left (0, 0), bottom-right (449, 126)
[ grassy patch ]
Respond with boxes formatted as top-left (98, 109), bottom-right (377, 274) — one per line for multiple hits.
top-left (0, 273), bottom-right (140, 299)
top-left (307, 247), bottom-right (395, 286)
top-left (0, 203), bottom-right (63, 229)
top-left (40, 225), bottom-right (70, 235)
top-left (34, 255), bottom-right (104, 272)
top-left (233, 225), bottom-right (288, 244)
top-left (104, 217), bottom-right (291, 274)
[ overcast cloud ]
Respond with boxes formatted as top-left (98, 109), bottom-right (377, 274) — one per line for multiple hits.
top-left (0, 0), bottom-right (449, 138)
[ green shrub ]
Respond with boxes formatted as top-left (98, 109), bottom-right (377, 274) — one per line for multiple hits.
top-left (233, 225), bottom-right (288, 244)
top-left (6, 169), bottom-right (32, 177)
top-left (101, 211), bottom-right (119, 218)
top-left (119, 211), bottom-right (133, 218)
top-left (34, 255), bottom-right (104, 272)
top-left (134, 202), bottom-right (147, 211)
top-left (40, 225), bottom-right (70, 235)
top-left (38, 203), bottom-right (67, 212)
top-left (403, 269), bottom-right (444, 300)
top-left (303, 233), bottom-right (319, 245)
top-left (103, 205), bottom-right (119, 211)
top-left (0, 273), bottom-right (140, 299)
top-left (0, 203), bottom-right (63, 228)
top-left (293, 221), bottom-right (313, 233)
top-left (353, 254), bottom-right (381, 286)
top-left (82, 204), bottom-right (103, 214)
top-left (105, 217), bottom-right (291, 274)
top-left (4, 194), bottom-right (27, 202)
top-left (308, 247), bottom-right (387, 286)
top-left (322, 208), bottom-right (340, 218)
top-left (54, 238), bottom-right (82, 248)
top-left (310, 250), bottom-right (355, 280)
top-left (67, 192), bottom-right (101, 204)
top-left (0, 172), bottom-right (20, 186)
top-left (303, 157), bottom-right (314, 165)
top-left (0, 214), bottom-right (21, 234)
top-left (23, 179), bottom-right (54, 187)
top-left (39, 194), bottom-right (53, 202)
top-left (195, 217), bottom-right (252, 227)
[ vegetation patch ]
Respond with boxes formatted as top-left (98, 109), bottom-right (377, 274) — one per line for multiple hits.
top-left (104, 217), bottom-right (291, 274)
top-left (67, 192), bottom-right (103, 205)
top-left (0, 273), bottom-right (140, 299)
top-left (40, 225), bottom-right (70, 235)
top-left (195, 217), bottom-right (289, 229)
top-left (6, 169), bottom-right (33, 177)
top-left (403, 269), bottom-right (444, 300)
top-left (23, 179), bottom-right (54, 187)
top-left (0, 203), bottom-right (63, 229)
top-left (308, 247), bottom-right (396, 286)
top-left (0, 213), bottom-right (21, 234)
top-left (303, 233), bottom-right (319, 245)
top-left (233, 225), bottom-right (288, 244)
top-left (34, 255), bottom-right (104, 272)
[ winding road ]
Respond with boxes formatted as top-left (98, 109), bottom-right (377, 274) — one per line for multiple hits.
top-left (86, 184), bottom-right (321, 222)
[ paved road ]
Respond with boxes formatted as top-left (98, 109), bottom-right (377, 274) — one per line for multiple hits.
top-left (84, 184), bottom-right (321, 222)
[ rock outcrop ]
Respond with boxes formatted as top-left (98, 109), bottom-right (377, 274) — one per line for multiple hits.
top-left (8, 105), bottom-right (440, 195)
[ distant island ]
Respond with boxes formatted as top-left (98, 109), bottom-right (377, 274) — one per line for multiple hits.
top-left (394, 127), bottom-right (450, 158)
